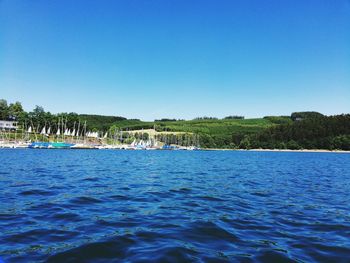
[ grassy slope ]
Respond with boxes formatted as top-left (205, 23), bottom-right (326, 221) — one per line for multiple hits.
top-left (156, 118), bottom-right (272, 134)
top-left (157, 116), bottom-right (291, 134)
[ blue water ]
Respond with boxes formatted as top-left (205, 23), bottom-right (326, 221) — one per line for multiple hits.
top-left (0, 149), bottom-right (349, 262)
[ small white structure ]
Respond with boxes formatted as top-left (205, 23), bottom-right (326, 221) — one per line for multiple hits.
top-left (0, 120), bottom-right (18, 130)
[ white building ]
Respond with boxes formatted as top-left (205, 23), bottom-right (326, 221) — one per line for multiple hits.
top-left (0, 120), bottom-right (18, 130)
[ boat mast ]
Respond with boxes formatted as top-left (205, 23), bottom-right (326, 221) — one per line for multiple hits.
top-left (72, 121), bottom-right (76, 143)
top-left (31, 120), bottom-right (38, 142)
top-left (76, 120), bottom-right (80, 144)
top-left (83, 121), bottom-right (87, 144)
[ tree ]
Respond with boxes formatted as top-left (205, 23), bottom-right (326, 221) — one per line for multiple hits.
top-left (0, 99), bottom-right (9, 120)
top-left (239, 136), bottom-right (251, 149)
top-left (28, 105), bottom-right (47, 130)
top-left (332, 135), bottom-right (350, 150)
top-left (199, 133), bottom-right (215, 148)
top-left (286, 140), bottom-right (302, 150)
top-left (291, 111), bottom-right (324, 121)
top-left (8, 101), bottom-right (24, 121)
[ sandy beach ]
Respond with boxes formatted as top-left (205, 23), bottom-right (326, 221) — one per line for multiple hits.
top-left (203, 148), bottom-right (350, 153)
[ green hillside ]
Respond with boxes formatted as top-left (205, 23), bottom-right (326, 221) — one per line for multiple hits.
top-left (107, 116), bottom-right (292, 148)
top-left (1, 99), bottom-right (349, 150)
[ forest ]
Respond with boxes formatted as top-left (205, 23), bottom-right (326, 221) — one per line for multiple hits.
top-left (1, 99), bottom-right (349, 150)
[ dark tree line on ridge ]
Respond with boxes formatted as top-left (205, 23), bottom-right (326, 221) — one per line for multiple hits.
top-left (236, 114), bottom-right (350, 150)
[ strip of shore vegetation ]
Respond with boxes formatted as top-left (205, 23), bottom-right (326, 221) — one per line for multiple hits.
top-left (203, 148), bottom-right (350, 153)
top-left (1, 99), bottom-right (350, 151)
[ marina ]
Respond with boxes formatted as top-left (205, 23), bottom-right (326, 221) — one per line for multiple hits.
top-left (0, 124), bottom-right (201, 150)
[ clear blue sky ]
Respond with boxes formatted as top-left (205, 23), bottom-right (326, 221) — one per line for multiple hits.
top-left (1, 0), bottom-right (349, 120)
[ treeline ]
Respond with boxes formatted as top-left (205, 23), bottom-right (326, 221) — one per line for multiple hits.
top-left (0, 99), bottom-right (129, 132)
top-left (291, 111), bottom-right (324, 121)
top-left (242, 114), bottom-right (350, 150)
top-left (79, 114), bottom-right (127, 131)
top-left (154, 118), bottom-right (185, 122)
top-left (0, 99), bottom-right (26, 122)
top-left (224, 116), bottom-right (244, 120)
top-left (193, 116), bottom-right (245, 120)
top-left (159, 112), bottom-right (350, 150)
top-left (193, 116), bottom-right (219, 120)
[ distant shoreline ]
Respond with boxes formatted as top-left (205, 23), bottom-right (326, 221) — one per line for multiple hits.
top-left (0, 147), bottom-right (349, 153)
top-left (203, 148), bottom-right (350, 153)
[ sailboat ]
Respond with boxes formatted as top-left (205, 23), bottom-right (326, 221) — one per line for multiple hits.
top-left (40, 127), bottom-right (46, 137)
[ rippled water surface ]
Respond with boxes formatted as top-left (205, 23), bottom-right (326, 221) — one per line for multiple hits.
top-left (0, 149), bottom-right (350, 262)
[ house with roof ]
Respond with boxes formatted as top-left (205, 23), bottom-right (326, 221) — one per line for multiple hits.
top-left (0, 120), bottom-right (18, 130)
